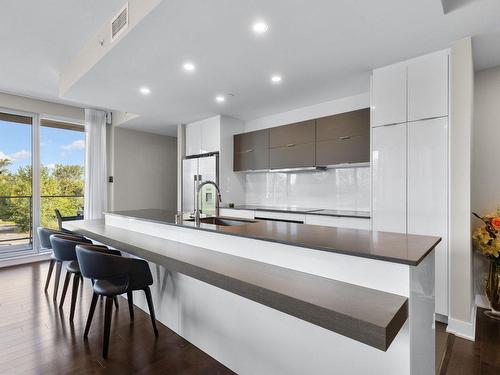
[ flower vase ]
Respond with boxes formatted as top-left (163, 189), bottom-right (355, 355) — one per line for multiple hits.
top-left (485, 259), bottom-right (500, 320)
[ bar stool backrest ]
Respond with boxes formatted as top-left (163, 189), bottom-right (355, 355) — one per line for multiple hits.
top-left (76, 245), bottom-right (152, 289)
top-left (50, 234), bottom-right (92, 262)
top-left (38, 227), bottom-right (80, 250)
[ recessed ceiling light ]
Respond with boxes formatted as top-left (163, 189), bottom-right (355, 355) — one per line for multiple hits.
top-left (215, 95), bottom-right (225, 103)
top-left (252, 21), bottom-right (268, 34)
top-left (139, 87), bottom-right (151, 95)
top-left (271, 75), bottom-right (282, 83)
top-left (183, 62), bottom-right (195, 72)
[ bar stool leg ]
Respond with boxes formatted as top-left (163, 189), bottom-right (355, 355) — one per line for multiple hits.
top-left (53, 261), bottom-right (62, 301)
top-left (84, 293), bottom-right (99, 339)
top-left (127, 291), bottom-right (134, 321)
top-left (144, 287), bottom-right (158, 337)
top-left (69, 273), bottom-right (80, 322)
top-left (113, 296), bottom-right (119, 309)
top-left (44, 259), bottom-right (55, 292)
top-left (59, 272), bottom-right (71, 308)
top-left (103, 296), bottom-right (114, 359)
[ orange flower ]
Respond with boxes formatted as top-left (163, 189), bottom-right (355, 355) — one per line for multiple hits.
top-left (491, 217), bottom-right (500, 230)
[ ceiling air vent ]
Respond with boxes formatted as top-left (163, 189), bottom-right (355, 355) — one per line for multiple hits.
top-left (111, 3), bottom-right (129, 42)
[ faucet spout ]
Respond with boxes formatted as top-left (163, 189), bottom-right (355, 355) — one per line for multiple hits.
top-left (195, 180), bottom-right (222, 224)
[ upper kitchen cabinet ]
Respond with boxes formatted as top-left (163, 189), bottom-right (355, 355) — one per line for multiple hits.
top-left (316, 108), bottom-right (370, 166)
top-left (233, 129), bottom-right (269, 171)
top-left (269, 120), bottom-right (315, 169)
top-left (185, 116), bottom-right (221, 156)
top-left (407, 50), bottom-right (449, 122)
top-left (185, 121), bottom-right (202, 156)
top-left (371, 64), bottom-right (407, 127)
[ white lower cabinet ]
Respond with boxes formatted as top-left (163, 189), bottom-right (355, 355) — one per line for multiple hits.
top-left (408, 117), bottom-right (448, 315)
top-left (221, 208), bottom-right (369, 230)
top-left (305, 215), bottom-right (370, 230)
top-left (253, 210), bottom-right (306, 223)
top-left (371, 124), bottom-right (407, 233)
top-left (220, 208), bottom-right (255, 219)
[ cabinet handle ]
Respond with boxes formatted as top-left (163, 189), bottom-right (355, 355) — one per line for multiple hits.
top-left (242, 149), bottom-right (254, 153)
top-left (338, 136), bottom-right (352, 141)
top-left (286, 143), bottom-right (295, 148)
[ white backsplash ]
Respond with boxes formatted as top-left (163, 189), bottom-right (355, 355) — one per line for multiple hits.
top-left (244, 167), bottom-right (370, 210)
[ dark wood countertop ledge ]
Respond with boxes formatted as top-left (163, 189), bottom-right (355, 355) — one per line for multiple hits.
top-left (65, 219), bottom-right (408, 351)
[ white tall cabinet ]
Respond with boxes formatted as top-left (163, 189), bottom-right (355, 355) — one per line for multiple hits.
top-left (372, 124), bottom-right (407, 233)
top-left (407, 117), bottom-right (448, 315)
top-left (371, 49), bottom-right (449, 316)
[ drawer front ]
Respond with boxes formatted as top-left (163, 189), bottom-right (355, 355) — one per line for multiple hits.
top-left (234, 148), bottom-right (269, 171)
top-left (305, 215), bottom-right (370, 230)
top-left (220, 208), bottom-right (255, 219)
top-left (316, 134), bottom-right (370, 166)
top-left (269, 120), bottom-right (315, 148)
top-left (269, 142), bottom-right (315, 169)
top-left (234, 129), bottom-right (269, 153)
top-left (254, 211), bottom-right (306, 223)
top-left (316, 109), bottom-right (370, 141)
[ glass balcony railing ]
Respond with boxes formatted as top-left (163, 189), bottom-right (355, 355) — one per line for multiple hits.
top-left (0, 195), bottom-right (83, 257)
top-left (0, 196), bottom-right (32, 254)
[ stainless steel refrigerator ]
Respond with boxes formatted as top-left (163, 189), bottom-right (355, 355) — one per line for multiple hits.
top-left (182, 153), bottom-right (219, 216)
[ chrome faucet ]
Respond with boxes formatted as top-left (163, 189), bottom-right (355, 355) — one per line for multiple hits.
top-left (195, 180), bottom-right (222, 224)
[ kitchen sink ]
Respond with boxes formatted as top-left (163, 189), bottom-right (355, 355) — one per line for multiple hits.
top-left (184, 216), bottom-right (257, 226)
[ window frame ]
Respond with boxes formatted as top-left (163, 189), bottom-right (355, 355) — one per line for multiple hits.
top-left (0, 108), bottom-right (84, 257)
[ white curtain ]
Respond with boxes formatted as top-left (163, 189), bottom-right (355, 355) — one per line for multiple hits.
top-left (84, 109), bottom-right (107, 220)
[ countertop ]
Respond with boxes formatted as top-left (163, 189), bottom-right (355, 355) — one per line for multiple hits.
top-left (221, 205), bottom-right (371, 219)
top-left (106, 209), bottom-right (440, 266)
top-left (63, 219), bottom-right (408, 351)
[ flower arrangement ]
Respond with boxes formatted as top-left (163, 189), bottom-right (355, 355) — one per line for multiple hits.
top-left (472, 210), bottom-right (500, 261)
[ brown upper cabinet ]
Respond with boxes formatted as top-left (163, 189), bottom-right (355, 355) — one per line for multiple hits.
top-left (233, 129), bottom-right (269, 171)
top-left (269, 120), bottom-right (315, 147)
top-left (315, 108), bottom-right (370, 166)
top-left (233, 109), bottom-right (369, 171)
top-left (269, 120), bottom-right (315, 169)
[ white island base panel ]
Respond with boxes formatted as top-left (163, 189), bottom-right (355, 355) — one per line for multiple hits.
top-left (105, 213), bottom-right (435, 375)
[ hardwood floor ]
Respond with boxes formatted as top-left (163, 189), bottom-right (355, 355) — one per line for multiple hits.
top-left (0, 261), bottom-right (234, 375)
top-left (438, 308), bottom-right (500, 375)
top-left (3, 261), bottom-right (500, 374)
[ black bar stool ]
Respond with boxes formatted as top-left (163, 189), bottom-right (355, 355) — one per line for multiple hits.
top-left (76, 244), bottom-right (159, 358)
top-left (50, 234), bottom-right (93, 320)
top-left (38, 228), bottom-right (88, 299)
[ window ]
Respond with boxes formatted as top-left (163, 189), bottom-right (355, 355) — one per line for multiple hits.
top-left (0, 111), bottom-right (84, 258)
top-left (40, 119), bottom-right (85, 231)
top-left (0, 112), bottom-right (33, 256)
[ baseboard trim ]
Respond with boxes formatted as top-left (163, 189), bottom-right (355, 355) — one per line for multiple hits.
top-left (475, 294), bottom-right (490, 309)
top-left (0, 252), bottom-right (51, 269)
top-left (446, 305), bottom-right (476, 341)
top-left (435, 313), bottom-right (448, 324)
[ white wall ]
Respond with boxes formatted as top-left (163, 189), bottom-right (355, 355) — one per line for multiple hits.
top-left (109, 127), bottom-right (177, 211)
top-left (243, 93), bottom-right (370, 210)
top-left (447, 37), bottom-right (475, 340)
top-left (245, 93), bottom-right (369, 132)
top-left (0, 91), bottom-right (84, 120)
top-left (219, 116), bottom-right (245, 205)
top-left (472, 65), bottom-right (500, 307)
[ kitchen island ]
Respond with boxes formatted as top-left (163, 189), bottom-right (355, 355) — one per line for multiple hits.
top-left (64, 209), bottom-right (440, 375)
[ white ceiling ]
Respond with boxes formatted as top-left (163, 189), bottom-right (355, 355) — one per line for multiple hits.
top-left (0, 0), bottom-right (124, 105)
top-left (2, 0), bottom-right (500, 135)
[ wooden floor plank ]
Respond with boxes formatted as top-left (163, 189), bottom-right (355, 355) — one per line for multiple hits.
top-left (0, 261), bottom-right (234, 375)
